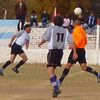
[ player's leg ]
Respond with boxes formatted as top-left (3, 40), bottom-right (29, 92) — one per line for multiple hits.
top-left (0, 54), bottom-right (16, 76)
top-left (58, 63), bottom-right (73, 85)
top-left (78, 48), bottom-right (100, 83)
top-left (81, 63), bottom-right (98, 76)
top-left (48, 66), bottom-right (61, 97)
top-left (47, 49), bottom-right (63, 97)
top-left (58, 50), bottom-right (75, 85)
top-left (80, 63), bottom-right (100, 83)
top-left (12, 52), bottom-right (27, 73)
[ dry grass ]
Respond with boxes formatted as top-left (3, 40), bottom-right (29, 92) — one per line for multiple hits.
top-left (0, 63), bottom-right (100, 100)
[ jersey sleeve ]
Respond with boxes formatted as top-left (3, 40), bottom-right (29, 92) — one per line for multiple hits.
top-left (15, 30), bottom-right (24, 37)
top-left (42, 26), bottom-right (52, 41)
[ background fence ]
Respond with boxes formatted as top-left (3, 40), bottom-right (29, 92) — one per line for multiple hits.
top-left (0, 20), bottom-right (100, 64)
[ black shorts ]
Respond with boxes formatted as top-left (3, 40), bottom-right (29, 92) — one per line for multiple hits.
top-left (68, 48), bottom-right (87, 64)
top-left (47, 49), bottom-right (63, 68)
top-left (11, 43), bottom-right (24, 55)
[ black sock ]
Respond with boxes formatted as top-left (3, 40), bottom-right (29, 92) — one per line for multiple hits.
top-left (2, 60), bottom-right (11, 69)
top-left (15, 60), bottom-right (25, 69)
top-left (59, 68), bottom-right (69, 83)
top-left (86, 67), bottom-right (98, 77)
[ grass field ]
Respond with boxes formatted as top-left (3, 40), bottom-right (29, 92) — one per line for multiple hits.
top-left (0, 63), bottom-right (100, 100)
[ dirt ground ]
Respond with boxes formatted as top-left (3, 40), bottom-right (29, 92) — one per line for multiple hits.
top-left (0, 63), bottom-right (100, 100)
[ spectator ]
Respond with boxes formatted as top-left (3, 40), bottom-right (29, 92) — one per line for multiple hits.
top-left (63, 13), bottom-right (70, 28)
top-left (63, 13), bottom-right (74, 34)
top-left (15, 0), bottom-right (27, 31)
top-left (30, 10), bottom-right (38, 27)
top-left (86, 12), bottom-right (97, 34)
top-left (41, 9), bottom-right (50, 28)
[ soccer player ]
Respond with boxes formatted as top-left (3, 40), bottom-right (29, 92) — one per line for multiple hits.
top-left (0, 24), bottom-right (31, 76)
top-left (38, 16), bottom-right (78, 97)
top-left (57, 19), bottom-right (100, 87)
top-left (86, 12), bottom-right (97, 34)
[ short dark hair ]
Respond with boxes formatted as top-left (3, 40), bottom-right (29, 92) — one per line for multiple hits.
top-left (23, 24), bottom-right (31, 30)
top-left (53, 15), bottom-right (63, 26)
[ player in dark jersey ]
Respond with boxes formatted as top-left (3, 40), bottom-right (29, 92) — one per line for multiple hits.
top-left (57, 20), bottom-right (100, 88)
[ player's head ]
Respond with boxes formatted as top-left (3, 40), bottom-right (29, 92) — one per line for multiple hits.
top-left (24, 24), bottom-right (31, 33)
top-left (53, 15), bottom-right (63, 26)
top-left (90, 12), bottom-right (94, 16)
top-left (73, 19), bottom-right (81, 27)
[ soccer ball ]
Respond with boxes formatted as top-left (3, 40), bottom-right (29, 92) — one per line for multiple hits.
top-left (74, 7), bottom-right (82, 15)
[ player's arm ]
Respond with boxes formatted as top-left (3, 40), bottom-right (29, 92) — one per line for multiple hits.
top-left (68, 42), bottom-right (78, 60)
top-left (67, 33), bottom-right (78, 60)
top-left (25, 41), bottom-right (29, 49)
top-left (38, 26), bottom-right (52, 47)
top-left (8, 30), bottom-right (24, 47)
top-left (38, 39), bottom-right (46, 47)
top-left (8, 35), bottom-right (17, 47)
top-left (72, 42), bottom-right (78, 60)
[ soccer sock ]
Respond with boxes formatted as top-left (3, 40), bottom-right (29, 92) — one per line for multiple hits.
top-left (59, 68), bottom-right (69, 83)
top-left (15, 60), bottom-right (25, 69)
top-left (50, 75), bottom-right (59, 92)
top-left (2, 60), bottom-right (11, 69)
top-left (86, 67), bottom-right (98, 77)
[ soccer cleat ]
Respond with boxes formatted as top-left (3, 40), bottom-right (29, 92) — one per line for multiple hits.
top-left (12, 68), bottom-right (19, 73)
top-left (56, 79), bottom-right (61, 87)
top-left (0, 69), bottom-right (4, 76)
top-left (97, 73), bottom-right (100, 83)
top-left (52, 89), bottom-right (61, 98)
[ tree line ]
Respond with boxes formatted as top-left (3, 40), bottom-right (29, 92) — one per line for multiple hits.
top-left (0, 0), bottom-right (94, 20)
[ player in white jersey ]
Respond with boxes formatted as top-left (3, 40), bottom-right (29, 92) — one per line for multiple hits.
top-left (38, 16), bottom-right (78, 98)
top-left (0, 24), bottom-right (31, 75)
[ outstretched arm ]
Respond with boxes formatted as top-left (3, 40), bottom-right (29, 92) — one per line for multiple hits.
top-left (8, 35), bottom-right (16, 47)
top-left (38, 39), bottom-right (46, 47)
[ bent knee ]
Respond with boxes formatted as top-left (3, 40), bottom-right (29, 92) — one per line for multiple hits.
top-left (65, 63), bottom-right (72, 69)
top-left (10, 60), bottom-right (14, 63)
top-left (23, 57), bottom-right (28, 62)
top-left (81, 67), bottom-right (86, 71)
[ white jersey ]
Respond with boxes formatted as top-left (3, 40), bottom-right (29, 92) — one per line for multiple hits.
top-left (15, 30), bottom-right (30, 47)
top-left (42, 26), bottom-right (73, 50)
